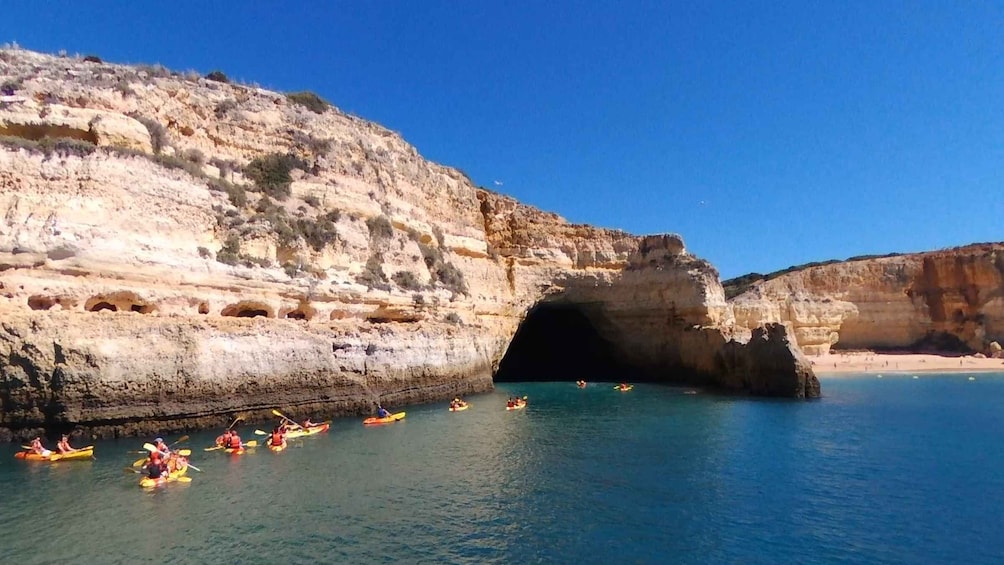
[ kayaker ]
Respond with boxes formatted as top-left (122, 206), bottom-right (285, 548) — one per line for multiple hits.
top-left (56, 434), bottom-right (78, 454)
top-left (269, 426), bottom-right (286, 448)
top-left (301, 418), bottom-right (316, 428)
top-left (30, 437), bottom-right (52, 457)
top-left (216, 429), bottom-right (231, 447)
top-left (226, 430), bottom-right (243, 450)
top-left (376, 404), bottom-right (391, 419)
top-left (144, 452), bottom-right (165, 479)
top-left (154, 437), bottom-right (171, 455)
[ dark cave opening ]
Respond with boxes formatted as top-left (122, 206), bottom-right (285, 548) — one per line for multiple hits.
top-left (494, 303), bottom-right (631, 382)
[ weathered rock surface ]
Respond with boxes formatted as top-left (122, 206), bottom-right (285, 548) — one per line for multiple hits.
top-left (0, 48), bottom-right (816, 440)
top-left (730, 244), bottom-right (1004, 355)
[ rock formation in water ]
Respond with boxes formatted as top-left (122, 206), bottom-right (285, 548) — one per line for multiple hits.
top-left (0, 49), bottom-right (817, 440)
top-left (728, 244), bottom-right (1004, 355)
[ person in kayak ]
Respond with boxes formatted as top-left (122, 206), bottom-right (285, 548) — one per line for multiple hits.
top-left (56, 434), bottom-right (78, 454)
top-left (216, 429), bottom-right (231, 447)
top-left (269, 426), bottom-right (286, 448)
top-left (144, 452), bottom-right (165, 479)
top-left (376, 404), bottom-right (391, 419)
top-left (30, 437), bottom-right (52, 457)
top-left (153, 437), bottom-right (171, 455)
top-left (226, 430), bottom-right (243, 450)
top-left (301, 418), bottom-right (316, 428)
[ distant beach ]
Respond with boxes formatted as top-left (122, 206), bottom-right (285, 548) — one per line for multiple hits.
top-left (812, 351), bottom-right (1004, 375)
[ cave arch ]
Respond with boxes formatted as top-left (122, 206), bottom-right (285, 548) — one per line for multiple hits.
top-left (84, 292), bottom-right (156, 314)
top-left (221, 301), bottom-right (275, 318)
top-left (280, 303), bottom-right (317, 321)
top-left (494, 302), bottom-right (634, 382)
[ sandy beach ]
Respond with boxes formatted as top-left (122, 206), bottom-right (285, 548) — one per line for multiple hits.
top-left (812, 351), bottom-right (1004, 375)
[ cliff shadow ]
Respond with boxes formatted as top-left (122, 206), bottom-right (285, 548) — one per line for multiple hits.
top-left (494, 303), bottom-right (634, 382)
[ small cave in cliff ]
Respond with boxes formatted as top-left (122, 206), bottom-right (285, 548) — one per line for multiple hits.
top-left (495, 303), bottom-right (630, 382)
top-left (221, 301), bottom-right (275, 318)
top-left (281, 304), bottom-right (317, 321)
top-left (84, 292), bottom-right (156, 314)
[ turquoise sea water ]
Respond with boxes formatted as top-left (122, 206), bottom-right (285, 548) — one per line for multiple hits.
top-left (2, 374), bottom-right (1004, 564)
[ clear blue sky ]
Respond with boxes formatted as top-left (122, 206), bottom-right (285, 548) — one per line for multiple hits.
top-left (4, 1), bottom-right (1002, 279)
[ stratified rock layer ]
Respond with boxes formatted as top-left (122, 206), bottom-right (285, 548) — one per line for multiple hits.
top-left (730, 244), bottom-right (1004, 355)
top-left (0, 49), bottom-right (816, 440)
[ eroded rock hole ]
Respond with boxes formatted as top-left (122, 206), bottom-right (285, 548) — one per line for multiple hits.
top-left (27, 295), bottom-right (57, 310)
top-left (221, 301), bottom-right (275, 318)
top-left (495, 303), bottom-right (632, 382)
top-left (89, 301), bottom-right (117, 312)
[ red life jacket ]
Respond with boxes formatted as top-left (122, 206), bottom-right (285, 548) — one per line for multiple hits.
top-left (271, 432), bottom-right (283, 446)
top-left (227, 435), bottom-right (242, 449)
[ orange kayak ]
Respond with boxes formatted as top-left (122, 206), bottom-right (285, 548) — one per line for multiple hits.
top-left (15, 446), bottom-right (94, 462)
top-left (363, 412), bottom-right (405, 425)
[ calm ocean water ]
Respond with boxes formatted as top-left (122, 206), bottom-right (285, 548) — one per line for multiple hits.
top-left (2, 374), bottom-right (1003, 564)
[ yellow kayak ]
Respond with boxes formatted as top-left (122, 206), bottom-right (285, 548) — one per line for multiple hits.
top-left (363, 412), bottom-right (406, 425)
top-left (449, 403), bottom-right (470, 412)
top-left (285, 423), bottom-right (329, 439)
top-left (15, 446), bottom-right (94, 462)
top-left (614, 385), bottom-right (634, 392)
top-left (506, 402), bottom-right (526, 411)
top-left (139, 462), bottom-right (189, 488)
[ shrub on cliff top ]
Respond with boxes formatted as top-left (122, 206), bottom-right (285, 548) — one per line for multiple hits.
top-left (82, 54), bottom-right (102, 63)
top-left (205, 70), bottom-right (230, 83)
top-left (287, 91), bottom-right (330, 114)
top-left (244, 152), bottom-right (309, 201)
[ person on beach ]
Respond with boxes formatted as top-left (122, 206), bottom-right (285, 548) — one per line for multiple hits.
top-left (376, 404), bottom-right (391, 419)
top-left (56, 434), bottom-right (78, 454)
top-left (30, 437), bottom-right (52, 457)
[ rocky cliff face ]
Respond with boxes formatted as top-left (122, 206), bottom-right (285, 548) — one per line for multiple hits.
top-left (0, 49), bottom-right (816, 440)
top-left (730, 244), bottom-right (1004, 355)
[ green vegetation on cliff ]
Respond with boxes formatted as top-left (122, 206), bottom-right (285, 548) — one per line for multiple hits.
top-left (723, 253), bottom-right (904, 299)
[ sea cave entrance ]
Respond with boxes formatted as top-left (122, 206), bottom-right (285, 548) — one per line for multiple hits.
top-left (494, 303), bottom-right (631, 382)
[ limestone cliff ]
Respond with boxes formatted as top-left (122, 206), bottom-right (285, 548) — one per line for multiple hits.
top-left (729, 244), bottom-right (1004, 355)
top-left (0, 49), bottom-right (816, 440)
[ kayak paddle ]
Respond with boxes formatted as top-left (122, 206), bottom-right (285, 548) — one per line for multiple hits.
top-left (254, 429), bottom-right (268, 436)
top-left (204, 445), bottom-right (225, 452)
top-left (123, 467), bottom-right (141, 474)
top-left (271, 409), bottom-right (302, 429)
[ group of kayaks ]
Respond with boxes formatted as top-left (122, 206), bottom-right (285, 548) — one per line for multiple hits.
top-left (13, 386), bottom-right (634, 487)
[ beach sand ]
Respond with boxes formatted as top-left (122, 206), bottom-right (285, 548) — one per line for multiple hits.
top-left (812, 351), bottom-right (1004, 375)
